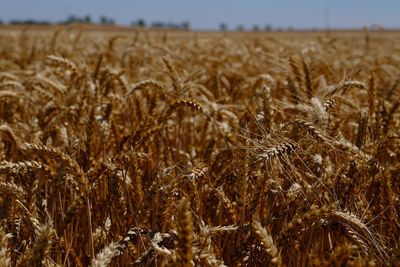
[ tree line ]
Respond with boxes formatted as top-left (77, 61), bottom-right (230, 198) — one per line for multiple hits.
top-left (0, 15), bottom-right (190, 30)
top-left (0, 16), bottom-right (281, 31)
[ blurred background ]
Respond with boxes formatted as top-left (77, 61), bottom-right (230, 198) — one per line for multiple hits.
top-left (0, 0), bottom-right (399, 31)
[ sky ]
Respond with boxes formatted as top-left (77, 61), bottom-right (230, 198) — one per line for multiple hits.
top-left (1, 0), bottom-right (399, 30)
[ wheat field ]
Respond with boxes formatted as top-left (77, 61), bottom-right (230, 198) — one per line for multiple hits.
top-left (0, 26), bottom-right (399, 266)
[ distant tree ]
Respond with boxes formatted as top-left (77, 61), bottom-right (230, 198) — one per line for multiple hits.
top-left (0, 19), bottom-right (2, 25)
top-left (181, 20), bottom-right (190, 30)
top-left (60, 15), bottom-right (91, 24)
top-left (84, 15), bottom-right (91, 24)
top-left (236, 24), bottom-right (244, 31)
top-left (264, 24), bottom-right (272, 31)
top-left (131, 19), bottom-right (146, 27)
top-left (219, 23), bottom-right (227, 31)
top-left (167, 22), bottom-right (179, 29)
top-left (137, 18), bottom-right (146, 27)
top-left (148, 20), bottom-right (189, 30)
top-left (66, 15), bottom-right (78, 24)
top-left (10, 19), bottom-right (50, 25)
top-left (253, 24), bottom-right (260, 32)
top-left (100, 16), bottom-right (114, 25)
top-left (151, 21), bottom-right (165, 28)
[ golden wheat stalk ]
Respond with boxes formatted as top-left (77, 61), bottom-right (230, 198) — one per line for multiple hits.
top-left (325, 80), bottom-right (366, 97)
top-left (22, 222), bottom-right (55, 267)
top-left (253, 221), bottom-right (280, 264)
top-left (176, 198), bottom-right (193, 266)
top-left (252, 141), bottom-right (296, 165)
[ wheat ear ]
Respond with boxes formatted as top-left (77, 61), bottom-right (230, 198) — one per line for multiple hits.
top-left (176, 198), bottom-right (193, 266)
top-left (253, 221), bottom-right (280, 265)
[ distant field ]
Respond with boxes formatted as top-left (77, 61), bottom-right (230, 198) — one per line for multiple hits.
top-left (0, 25), bottom-right (399, 266)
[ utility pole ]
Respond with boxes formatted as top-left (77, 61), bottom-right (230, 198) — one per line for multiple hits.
top-left (325, 5), bottom-right (331, 36)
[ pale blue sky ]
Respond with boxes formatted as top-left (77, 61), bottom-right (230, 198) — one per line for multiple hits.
top-left (1, 0), bottom-right (399, 29)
